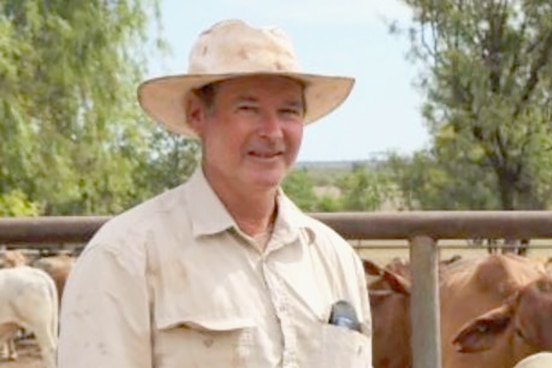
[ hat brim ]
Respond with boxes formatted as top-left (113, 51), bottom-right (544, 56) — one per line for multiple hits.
top-left (137, 72), bottom-right (355, 138)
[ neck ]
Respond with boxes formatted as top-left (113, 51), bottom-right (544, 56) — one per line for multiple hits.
top-left (224, 190), bottom-right (278, 237)
top-left (203, 169), bottom-right (278, 237)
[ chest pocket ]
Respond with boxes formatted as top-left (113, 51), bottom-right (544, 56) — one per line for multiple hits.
top-left (154, 313), bottom-right (256, 368)
top-left (317, 324), bottom-right (372, 368)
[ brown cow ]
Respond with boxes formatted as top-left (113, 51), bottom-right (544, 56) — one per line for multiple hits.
top-left (0, 250), bottom-right (28, 269)
top-left (32, 253), bottom-right (75, 305)
top-left (440, 254), bottom-right (549, 368)
top-left (363, 258), bottom-right (411, 368)
top-left (364, 255), bottom-right (550, 368)
top-left (450, 275), bottom-right (552, 367)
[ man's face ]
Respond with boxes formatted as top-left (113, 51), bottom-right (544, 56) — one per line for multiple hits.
top-left (190, 75), bottom-right (305, 193)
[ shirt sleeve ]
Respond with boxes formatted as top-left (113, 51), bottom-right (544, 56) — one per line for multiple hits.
top-left (58, 243), bottom-right (152, 368)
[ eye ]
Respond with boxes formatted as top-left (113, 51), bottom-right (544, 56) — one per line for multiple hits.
top-left (237, 104), bottom-right (259, 113)
top-left (515, 328), bottom-right (525, 339)
top-left (279, 108), bottom-right (302, 121)
top-left (477, 324), bottom-right (489, 333)
top-left (281, 108), bottom-right (299, 115)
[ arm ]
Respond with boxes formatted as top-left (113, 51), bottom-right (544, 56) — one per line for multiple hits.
top-left (58, 244), bottom-right (152, 368)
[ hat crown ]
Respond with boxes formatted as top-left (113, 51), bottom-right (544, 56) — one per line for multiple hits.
top-left (188, 19), bottom-right (302, 75)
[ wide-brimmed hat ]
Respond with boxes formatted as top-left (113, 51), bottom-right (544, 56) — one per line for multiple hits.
top-left (137, 19), bottom-right (355, 138)
top-left (513, 352), bottom-right (552, 368)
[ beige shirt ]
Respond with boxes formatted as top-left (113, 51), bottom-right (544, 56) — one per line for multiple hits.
top-left (58, 168), bottom-right (372, 368)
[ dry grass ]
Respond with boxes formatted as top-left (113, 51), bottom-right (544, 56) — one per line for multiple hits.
top-left (351, 239), bottom-right (552, 266)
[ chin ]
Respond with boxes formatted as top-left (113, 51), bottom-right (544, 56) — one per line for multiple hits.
top-left (239, 163), bottom-right (289, 189)
top-left (249, 174), bottom-right (284, 189)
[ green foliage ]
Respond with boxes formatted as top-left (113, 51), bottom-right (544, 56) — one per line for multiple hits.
top-left (0, 0), bottom-right (198, 215)
top-left (0, 190), bottom-right (41, 216)
top-left (336, 164), bottom-right (396, 211)
top-left (384, 150), bottom-right (498, 210)
top-left (397, 0), bottom-right (552, 209)
top-left (315, 195), bottom-right (342, 212)
top-left (282, 168), bottom-right (319, 211)
top-left (132, 128), bottom-right (199, 202)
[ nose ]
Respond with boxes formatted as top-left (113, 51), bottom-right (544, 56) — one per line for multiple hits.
top-left (258, 112), bottom-right (283, 139)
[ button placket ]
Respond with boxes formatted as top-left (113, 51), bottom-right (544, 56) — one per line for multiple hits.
top-left (262, 257), bottom-right (298, 368)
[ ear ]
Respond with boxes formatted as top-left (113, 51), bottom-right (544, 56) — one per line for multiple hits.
top-left (451, 304), bottom-right (513, 353)
top-left (362, 259), bottom-right (384, 276)
top-left (382, 270), bottom-right (411, 295)
top-left (442, 254), bottom-right (462, 266)
top-left (185, 93), bottom-right (207, 137)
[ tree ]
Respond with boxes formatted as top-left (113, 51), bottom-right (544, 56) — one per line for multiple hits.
top-left (398, 0), bottom-right (552, 209)
top-left (0, 190), bottom-right (41, 216)
top-left (0, 0), bottom-right (200, 215)
top-left (282, 168), bottom-right (319, 211)
top-left (384, 150), bottom-right (498, 210)
top-left (336, 164), bottom-right (393, 211)
top-left (131, 127), bottom-right (199, 203)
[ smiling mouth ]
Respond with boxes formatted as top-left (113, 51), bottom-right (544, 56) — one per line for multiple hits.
top-left (248, 151), bottom-right (283, 159)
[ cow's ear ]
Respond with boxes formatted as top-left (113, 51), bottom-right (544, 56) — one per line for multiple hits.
top-left (382, 270), bottom-right (411, 295)
top-left (451, 304), bottom-right (513, 353)
top-left (362, 259), bottom-right (383, 276)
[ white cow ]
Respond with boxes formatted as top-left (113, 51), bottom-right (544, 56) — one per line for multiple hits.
top-left (0, 266), bottom-right (58, 368)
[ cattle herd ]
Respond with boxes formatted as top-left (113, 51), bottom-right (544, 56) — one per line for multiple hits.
top-left (0, 248), bottom-right (551, 367)
top-left (365, 253), bottom-right (552, 368)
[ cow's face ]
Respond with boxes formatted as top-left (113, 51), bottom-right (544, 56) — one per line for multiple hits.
top-left (513, 277), bottom-right (552, 354)
top-left (452, 276), bottom-right (552, 363)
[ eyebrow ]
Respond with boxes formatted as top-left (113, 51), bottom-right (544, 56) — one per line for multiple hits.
top-left (235, 95), bottom-right (304, 110)
top-left (235, 95), bottom-right (257, 104)
top-left (283, 99), bottom-right (304, 110)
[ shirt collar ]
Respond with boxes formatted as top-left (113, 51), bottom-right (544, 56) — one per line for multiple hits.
top-left (185, 167), bottom-right (237, 237)
top-left (267, 189), bottom-right (317, 246)
top-left (184, 166), bottom-right (316, 243)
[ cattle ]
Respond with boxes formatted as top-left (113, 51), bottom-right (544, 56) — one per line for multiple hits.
top-left (364, 254), bottom-right (551, 368)
top-left (0, 249), bottom-right (28, 268)
top-left (0, 266), bottom-right (58, 368)
top-left (543, 257), bottom-right (552, 275)
top-left (363, 255), bottom-right (462, 368)
top-left (32, 253), bottom-right (75, 304)
top-left (441, 255), bottom-right (549, 368)
top-left (450, 277), bottom-right (552, 366)
top-left (0, 249), bottom-right (28, 361)
top-left (363, 258), bottom-right (411, 368)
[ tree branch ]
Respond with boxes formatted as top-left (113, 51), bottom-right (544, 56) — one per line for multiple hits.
top-left (513, 29), bottom-right (552, 119)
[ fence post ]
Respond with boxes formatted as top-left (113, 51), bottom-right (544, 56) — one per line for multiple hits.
top-left (410, 235), bottom-right (442, 368)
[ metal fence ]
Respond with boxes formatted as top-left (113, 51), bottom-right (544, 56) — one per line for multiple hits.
top-left (2, 211), bottom-right (552, 368)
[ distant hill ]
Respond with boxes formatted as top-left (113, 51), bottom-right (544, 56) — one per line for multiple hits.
top-left (295, 158), bottom-right (383, 172)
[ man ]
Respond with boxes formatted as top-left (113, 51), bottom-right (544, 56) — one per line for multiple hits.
top-left (58, 19), bottom-right (372, 368)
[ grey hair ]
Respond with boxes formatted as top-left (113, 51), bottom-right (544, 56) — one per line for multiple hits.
top-left (191, 83), bottom-right (219, 112)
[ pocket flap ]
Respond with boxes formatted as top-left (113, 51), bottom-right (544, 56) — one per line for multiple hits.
top-left (157, 315), bottom-right (254, 332)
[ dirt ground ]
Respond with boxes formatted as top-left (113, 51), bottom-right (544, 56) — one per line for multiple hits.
top-left (0, 340), bottom-right (43, 368)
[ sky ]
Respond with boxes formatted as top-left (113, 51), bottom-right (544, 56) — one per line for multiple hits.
top-left (146, 0), bottom-right (431, 162)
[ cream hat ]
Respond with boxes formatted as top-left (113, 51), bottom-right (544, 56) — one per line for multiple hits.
top-left (138, 19), bottom-right (355, 138)
top-left (513, 352), bottom-right (552, 368)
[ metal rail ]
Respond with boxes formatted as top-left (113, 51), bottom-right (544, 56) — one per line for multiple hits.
top-left (2, 211), bottom-right (552, 243)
